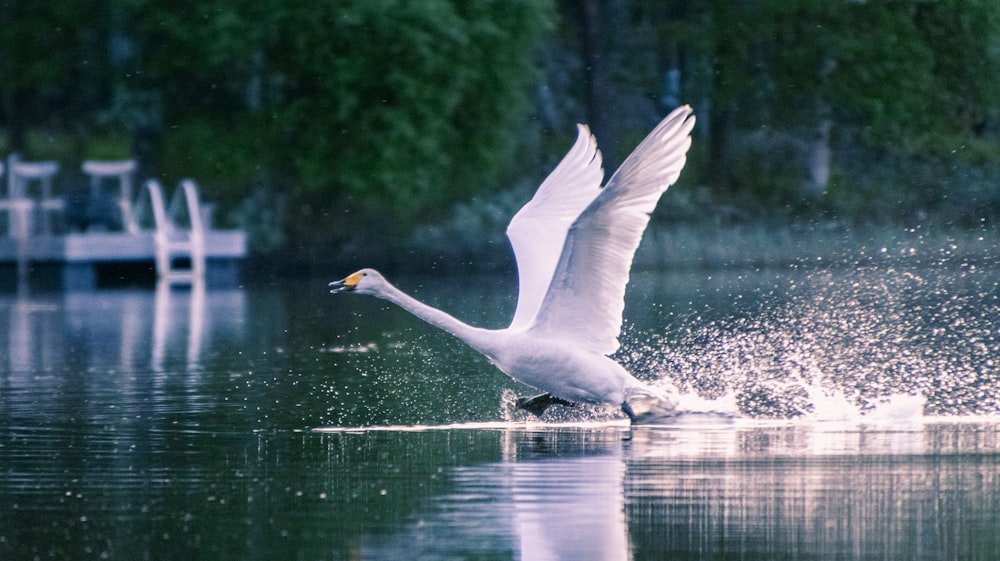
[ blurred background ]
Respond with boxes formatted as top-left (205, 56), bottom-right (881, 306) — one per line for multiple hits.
top-left (2, 0), bottom-right (998, 279)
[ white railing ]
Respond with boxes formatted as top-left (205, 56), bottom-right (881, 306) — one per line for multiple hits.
top-left (135, 179), bottom-right (207, 284)
top-left (1, 156), bottom-right (63, 238)
top-left (82, 159), bottom-right (137, 233)
top-left (0, 160), bottom-right (26, 238)
top-left (1, 154), bottom-right (223, 287)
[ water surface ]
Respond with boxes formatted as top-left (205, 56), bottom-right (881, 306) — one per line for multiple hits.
top-left (1, 261), bottom-right (999, 560)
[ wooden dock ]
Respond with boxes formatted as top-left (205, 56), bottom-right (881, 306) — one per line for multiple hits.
top-left (1, 159), bottom-right (247, 291)
top-left (0, 230), bottom-right (246, 290)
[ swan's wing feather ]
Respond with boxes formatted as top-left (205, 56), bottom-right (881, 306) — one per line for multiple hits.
top-left (531, 106), bottom-right (695, 355)
top-left (506, 124), bottom-right (604, 329)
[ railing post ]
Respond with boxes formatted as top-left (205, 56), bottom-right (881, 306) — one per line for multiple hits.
top-left (143, 179), bottom-right (207, 284)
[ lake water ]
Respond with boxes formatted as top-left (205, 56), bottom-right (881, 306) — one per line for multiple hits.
top-left (1, 258), bottom-right (999, 560)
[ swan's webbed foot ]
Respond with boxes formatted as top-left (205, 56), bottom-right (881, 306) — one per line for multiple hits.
top-left (621, 401), bottom-right (637, 424)
top-left (516, 393), bottom-right (576, 417)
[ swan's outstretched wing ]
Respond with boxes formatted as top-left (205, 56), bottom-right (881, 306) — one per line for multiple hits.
top-left (531, 105), bottom-right (695, 355)
top-left (506, 124), bottom-right (604, 329)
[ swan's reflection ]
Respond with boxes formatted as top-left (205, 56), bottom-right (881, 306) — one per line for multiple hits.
top-left (506, 435), bottom-right (630, 561)
top-left (360, 429), bottom-right (632, 561)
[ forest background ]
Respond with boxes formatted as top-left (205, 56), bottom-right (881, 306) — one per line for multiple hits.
top-left (2, 0), bottom-right (999, 278)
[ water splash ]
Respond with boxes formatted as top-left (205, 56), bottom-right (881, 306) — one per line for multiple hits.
top-left (499, 388), bottom-right (626, 423)
top-left (621, 261), bottom-right (1000, 420)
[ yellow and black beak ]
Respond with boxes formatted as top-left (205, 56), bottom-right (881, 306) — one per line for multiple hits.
top-left (328, 272), bottom-right (363, 294)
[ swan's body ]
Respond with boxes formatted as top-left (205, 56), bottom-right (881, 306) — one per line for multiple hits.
top-left (330, 105), bottom-right (695, 422)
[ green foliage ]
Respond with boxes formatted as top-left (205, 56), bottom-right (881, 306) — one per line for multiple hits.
top-left (273, 1), bottom-right (553, 220)
top-left (0, 1), bottom-right (108, 152)
top-left (159, 117), bottom-right (267, 200)
top-left (122, 0), bottom-right (554, 231)
top-left (0, 2), bottom-right (99, 89)
top-left (644, 0), bottom-right (1000, 221)
top-left (5, 0), bottom-right (1000, 263)
top-left (83, 134), bottom-right (133, 161)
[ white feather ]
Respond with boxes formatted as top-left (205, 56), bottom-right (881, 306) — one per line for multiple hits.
top-left (530, 105), bottom-right (695, 355)
top-left (506, 124), bottom-right (604, 329)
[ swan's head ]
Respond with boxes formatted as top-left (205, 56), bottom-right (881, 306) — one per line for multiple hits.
top-left (328, 268), bottom-right (386, 296)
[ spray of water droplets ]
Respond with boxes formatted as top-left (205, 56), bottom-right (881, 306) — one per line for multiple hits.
top-left (619, 262), bottom-right (1000, 420)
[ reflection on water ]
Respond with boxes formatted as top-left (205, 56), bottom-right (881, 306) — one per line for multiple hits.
top-left (362, 430), bottom-right (631, 560)
top-left (3, 282), bottom-right (245, 376)
top-left (626, 423), bottom-right (1000, 560)
top-left (341, 423), bottom-right (1000, 561)
top-left (1, 267), bottom-right (999, 560)
top-left (2, 412), bottom-right (999, 560)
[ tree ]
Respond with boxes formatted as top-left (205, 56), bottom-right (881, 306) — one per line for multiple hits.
top-left (115, 0), bottom-right (553, 239)
top-left (644, 0), bottom-right (1000, 208)
top-left (0, 1), bottom-right (105, 155)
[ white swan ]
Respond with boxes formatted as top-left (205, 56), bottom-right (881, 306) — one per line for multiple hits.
top-left (330, 105), bottom-right (695, 422)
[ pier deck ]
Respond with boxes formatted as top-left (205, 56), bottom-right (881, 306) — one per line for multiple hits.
top-left (0, 230), bottom-right (246, 290)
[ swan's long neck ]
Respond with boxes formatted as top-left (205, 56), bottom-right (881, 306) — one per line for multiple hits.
top-left (376, 281), bottom-right (499, 357)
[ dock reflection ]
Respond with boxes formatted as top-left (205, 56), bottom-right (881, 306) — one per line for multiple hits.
top-left (152, 280), bottom-right (207, 372)
top-left (1, 284), bottom-right (246, 376)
